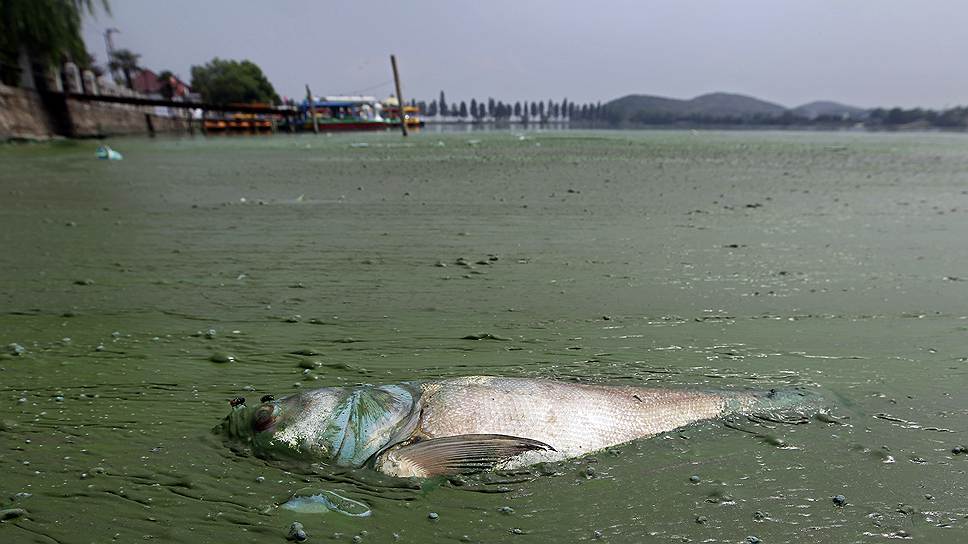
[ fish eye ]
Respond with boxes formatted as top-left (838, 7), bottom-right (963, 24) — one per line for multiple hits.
top-left (253, 406), bottom-right (276, 433)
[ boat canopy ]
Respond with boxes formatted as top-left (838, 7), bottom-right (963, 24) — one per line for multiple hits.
top-left (301, 100), bottom-right (362, 109)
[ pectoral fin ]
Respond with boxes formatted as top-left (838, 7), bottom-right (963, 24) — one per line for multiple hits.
top-left (374, 434), bottom-right (555, 478)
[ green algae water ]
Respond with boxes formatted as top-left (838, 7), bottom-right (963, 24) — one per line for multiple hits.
top-left (1, 130), bottom-right (967, 543)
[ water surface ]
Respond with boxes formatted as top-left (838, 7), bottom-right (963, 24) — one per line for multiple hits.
top-left (1, 130), bottom-right (967, 542)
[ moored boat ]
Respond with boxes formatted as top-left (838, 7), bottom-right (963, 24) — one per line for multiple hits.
top-left (381, 96), bottom-right (425, 128)
top-left (287, 96), bottom-right (393, 132)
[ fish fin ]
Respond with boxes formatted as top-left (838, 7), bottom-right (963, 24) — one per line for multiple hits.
top-left (381, 434), bottom-right (555, 477)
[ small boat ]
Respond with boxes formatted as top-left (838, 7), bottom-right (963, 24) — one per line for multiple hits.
top-left (381, 96), bottom-right (425, 128)
top-left (288, 96), bottom-right (393, 132)
top-left (203, 104), bottom-right (276, 133)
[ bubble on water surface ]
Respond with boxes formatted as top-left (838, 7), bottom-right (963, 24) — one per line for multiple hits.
top-left (281, 488), bottom-right (371, 517)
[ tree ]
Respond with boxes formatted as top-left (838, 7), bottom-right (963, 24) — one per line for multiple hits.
top-left (514, 102), bottom-right (522, 118)
top-left (108, 48), bottom-right (140, 89)
top-left (459, 101), bottom-right (468, 118)
top-left (157, 69), bottom-right (176, 99)
top-left (470, 98), bottom-right (478, 120)
top-left (190, 57), bottom-right (279, 104)
top-left (477, 103), bottom-right (486, 119)
top-left (530, 102), bottom-right (537, 117)
top-left (0, 0), bottom-right (110, 86)
top-left (439, 90), bottom-right (448, 116)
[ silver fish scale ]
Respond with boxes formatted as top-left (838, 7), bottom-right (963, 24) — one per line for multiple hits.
top-left (417, 377), bottom-right (750, 457)
top-left (272, 389), bottom-right (343, 456)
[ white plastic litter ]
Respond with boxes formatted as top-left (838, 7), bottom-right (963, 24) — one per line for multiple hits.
top-left (95, 146), bottom-right (123, 160)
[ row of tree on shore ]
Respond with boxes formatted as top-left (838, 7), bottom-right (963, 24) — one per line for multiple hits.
top-left (413, 91), bottom-right (605, 121)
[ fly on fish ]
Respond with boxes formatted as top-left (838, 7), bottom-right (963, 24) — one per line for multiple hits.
top-left (216, 376), bottom-right (822, 478)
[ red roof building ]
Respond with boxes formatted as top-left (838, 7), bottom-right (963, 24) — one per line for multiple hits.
top-left (131, 69), bottom-right (190, 98)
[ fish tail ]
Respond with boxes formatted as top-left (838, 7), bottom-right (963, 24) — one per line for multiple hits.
top-left (724, 387), bottom-right (824, 417)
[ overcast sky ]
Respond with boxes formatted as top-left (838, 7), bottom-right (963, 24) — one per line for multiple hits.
top-left (82, 1), bottom-right (968, 109)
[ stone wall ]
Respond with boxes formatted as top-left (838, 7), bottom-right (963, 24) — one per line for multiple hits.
top-left (0, 83), bottom-right (56, 140)
top-left (1, 83), bottom-right (190, 140)
top-left (66, 99), bottom-right (189, 137)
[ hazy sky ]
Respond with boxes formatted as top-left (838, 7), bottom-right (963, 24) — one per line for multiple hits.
top-left (82, 1), bottom-right (968, 109)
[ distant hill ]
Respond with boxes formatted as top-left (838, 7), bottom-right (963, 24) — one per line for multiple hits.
top-left (684, 92), bottom-right (787, 117)
top-left (792, 100), bottom-right (868, 119)
top-left (605, 92), bottom-right (787, 123)
top-left (606, 94), bottom-right (687, 116)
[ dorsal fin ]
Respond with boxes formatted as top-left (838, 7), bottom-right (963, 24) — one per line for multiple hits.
top-left (374, 434), bottom-right (555, 477)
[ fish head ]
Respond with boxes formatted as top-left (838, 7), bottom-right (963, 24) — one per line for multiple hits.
top-left (217, 384), bottom-right (419, 467)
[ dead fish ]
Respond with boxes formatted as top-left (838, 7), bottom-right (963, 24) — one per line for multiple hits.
top-left (217, 376), bottom-right (818, 478)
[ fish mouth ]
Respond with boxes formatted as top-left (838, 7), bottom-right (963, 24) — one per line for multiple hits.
top-left (252, 404), bottom-right (278, 433)
top-left (216, 402), bottom-right (279, 442)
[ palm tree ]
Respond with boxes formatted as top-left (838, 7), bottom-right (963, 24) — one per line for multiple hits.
top-left (108, 48), bottom-right (139, 89)
top-left (0, 0), bottom-right (110, 86)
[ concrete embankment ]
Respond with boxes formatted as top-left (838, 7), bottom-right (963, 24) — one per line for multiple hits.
top-left (1, 83), bottom-right (188, 141)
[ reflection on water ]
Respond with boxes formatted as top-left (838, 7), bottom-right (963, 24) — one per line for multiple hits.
top-left (1, 131), bottom-right (967, 542)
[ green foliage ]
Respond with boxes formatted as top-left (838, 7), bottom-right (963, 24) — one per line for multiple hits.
top-left (108, 48), bottom-right (139, 89)
top-left (190, 58), bottom-right (278, 104)
top-left (0, 0), bottom-right (109, 85)
top-left (157, 69), bottom-right (175, 99)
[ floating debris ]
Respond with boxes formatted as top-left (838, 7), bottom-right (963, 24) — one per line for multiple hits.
top-left (209, 352), bottom-right (235, 363)
top-left (281, 489), bottom-right (371, 517)
top-left (462, 333), bottom-right (511, 341)
top-left (0, 508), bottom-right (27, 520)
top-left (95, 146), bottom-right (123, 160)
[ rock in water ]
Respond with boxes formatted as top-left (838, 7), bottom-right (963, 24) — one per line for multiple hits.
top-left (286, 521), bottom-right (307, 541)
